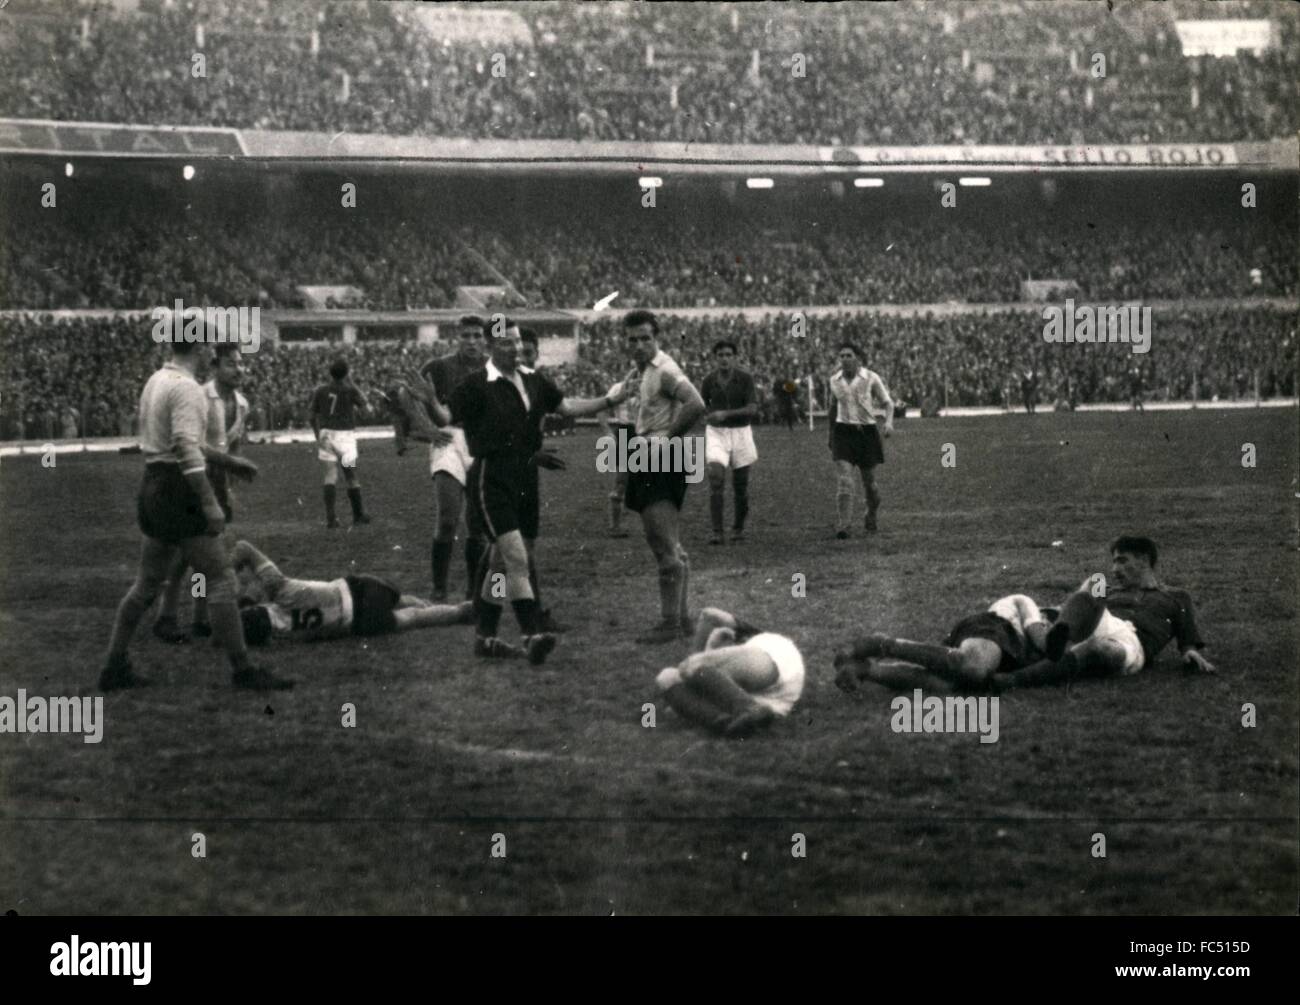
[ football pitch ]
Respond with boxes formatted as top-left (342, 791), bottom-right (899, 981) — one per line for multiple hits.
top-left (1, 408), bottom-right (1296, 915)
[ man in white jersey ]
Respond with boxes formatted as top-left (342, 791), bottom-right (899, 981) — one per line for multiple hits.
top-left (154, 342), bottom-right (252, 643)
top-left (232, 541), bottom-right (472, 644)
top-left (828, 343), bottom-right (894, 538)
top-left (654, 608), bottom-right (806, 737)
top-left (98, 322), bottom-right (292, 691)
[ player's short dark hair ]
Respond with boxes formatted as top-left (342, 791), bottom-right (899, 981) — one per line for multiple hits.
top-left (837, 342), bottom-right (860, 357)
top-left (712, 339), bottom-right (737, 356)
top-left (519, 328), bottom-right (539, 347)
top-left (240, 605), bottom-right (273, 646)
top-left (329, 358), bottom-right (349, 381)
top-left (459, 315), bottom-right (486, 332)
top-left (623, 310), bottom-right (659, 336)
top-left (1111, 535), bottom-right (1158, 567)
top-left (213, 342), bottom-right (240, 361)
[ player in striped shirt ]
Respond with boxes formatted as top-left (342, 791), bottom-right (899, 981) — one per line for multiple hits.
top-left (98, 329), bottom-right (291, 691)
top-left (310, 358), bottom-right (371, 529)
top-left (828, 343), bottom-right (894, 538)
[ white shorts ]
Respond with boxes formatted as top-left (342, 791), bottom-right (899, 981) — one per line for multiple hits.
top-left (1076, 608), bottom-right (1145, 675)
top-left (743, 632), bottom-right (805, 716)
top-left (987, 594), bottom-right (1044, 638)
top-left (317, 429), bottom-right (358, 467)
top-left (705, 425), bottom-right (758, 470)
top-left (429, 427), bottom-right (472, 486)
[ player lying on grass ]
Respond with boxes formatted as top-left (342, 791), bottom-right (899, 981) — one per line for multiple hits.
top-left (990, 536), bottom-right (1213, 689)
top-left (833, 594), bottom-right (1051, 695)
top-left (231, 540), bottom-right (472, 644)
top-left (654, 608), bottom-right (806, 737)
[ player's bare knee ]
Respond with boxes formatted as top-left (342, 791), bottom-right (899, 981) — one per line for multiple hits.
top-left (655, 666), bottom-right (683, 692)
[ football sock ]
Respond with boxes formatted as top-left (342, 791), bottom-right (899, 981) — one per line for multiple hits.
top-left (691, 665), bottom-right (759, 717)
top-left (883, 638), bottom-right (960, 675)
top-left (709, 485), bottom-right (725, 535)
top-left (157, 574), bottom-right (183, 621)
top-left (431, 539), bottom-right (453, 594)
top-left (1005, 653), bottom-right (1079, 688)
top-left (192, 595), bottom-right (209, 630)
top-left (105, 581), bottom-right (156, 663)
top-left (866, 485), bottom-right (882, 516)
top-left (528, 553), bottom-right (543, 609)
top-left (863, 659), bottom-right (953, 693)
top-left (662, 683), bottom-right (730, 734)
top-left (658, 562), bottom-right (682, 623)
top-left (475, 597), bottom-right (503, 638)
top-left (347, 486), bottom-right (365, 520)
top-left (209, 598), bottom-right (249, 670)
top-left (510, 598), bottom-right (542, 635)
top-left (732, 467), bottom-right (750, 530)
top-left (464, 536), bottom-right (485, 600)
top-left (677, 550), bottom-right (691, 627)
top-left (323, 484), bottom-right (337, 523)
top-left (835, 484), bottom-right (853, 531)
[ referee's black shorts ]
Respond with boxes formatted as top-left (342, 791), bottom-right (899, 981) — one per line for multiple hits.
top-left (468, 454), bottom-right (540, 541)
top-left (625, 468), bottom-right (689, 513)
top-left (137, 463), bottom-right (208, 543)
top-left (831, 422), bottom-right (885, 469)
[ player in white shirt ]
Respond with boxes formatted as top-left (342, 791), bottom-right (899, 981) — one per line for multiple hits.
top-left (231, 541), bottom-right (472, 645)
top-left (654, 608), bottom-right (806, 737)
top-left (828, 343), bottom-right (894, 538)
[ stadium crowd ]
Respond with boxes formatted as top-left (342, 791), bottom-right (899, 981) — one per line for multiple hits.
top-left (2, 0), bottom-right (1295, 145)
top-left (2, 306), bottom-right (1292, 441)
top-left (4, 211), bottom-right (1293, 312)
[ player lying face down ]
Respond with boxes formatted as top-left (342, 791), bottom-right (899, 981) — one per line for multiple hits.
top-left (834, 594), bottom-right (1052, 695)
top-left (231, 540), bottom-right (472, 645)
top-left (654, 608), bottom-right (806, 738)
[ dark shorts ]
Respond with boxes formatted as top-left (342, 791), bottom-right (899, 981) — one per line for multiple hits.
top-left (946, 612), bottom-right (1028, 672)
top-left (624, 468), bottom-right (689, 514)
top-left (137, 463), bottom-right (207, 544)
top-left (468, 455), bottom-right (540, 541)
top-left (346, 574), bottom-right (402, 636)
top-left (831, 423), bottom-right (884, 469)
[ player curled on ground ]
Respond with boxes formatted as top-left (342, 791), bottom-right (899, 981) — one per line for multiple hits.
top-left (617, 310), bottom-right (707, 645)
top-left (700, 339), bottom-right (759, 545)
top-left (230, 541), bottom-right (472, 645)
top-left (310, 357), bottom-right (371, 529)
top-left (98, 320), bottom-right (292, 691)
top-left (828, 343), bottom-right (894, 538)
top-left (655, 609), bottom-right (806, 737)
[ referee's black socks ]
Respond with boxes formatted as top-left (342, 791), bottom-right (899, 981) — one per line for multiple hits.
top-left (511, 598), bottom-right (542, 635)
top-left (323, 484), bottom-right (337, 523)
top-left (347, 486), bottom-right (366, 520)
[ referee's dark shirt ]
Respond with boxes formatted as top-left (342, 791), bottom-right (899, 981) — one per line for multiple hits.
top-left (450, 364), bottom-right (564, 460)
top-left (700, 368), bottom-right (757, 428)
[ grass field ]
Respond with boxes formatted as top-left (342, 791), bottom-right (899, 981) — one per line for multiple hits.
top-left (1, 408), bottom-right (1296, 915)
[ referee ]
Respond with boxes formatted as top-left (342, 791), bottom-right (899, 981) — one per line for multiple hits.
top-left (828, 342), bottom-right (894, 539)
top-left (450, 325), bottom-right (629, 664)
top-left (99, 325), bottom-right (293, 691)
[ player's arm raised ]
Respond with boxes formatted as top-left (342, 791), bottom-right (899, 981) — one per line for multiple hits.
top-left (555, 378), bottom-right (634, 419)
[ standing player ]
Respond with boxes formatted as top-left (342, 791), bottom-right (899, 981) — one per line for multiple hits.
top-left (772, 376), bottom-right (799, 431)
top-left (98, 324), bottom-right (291, 691)
top-left (421, 315), bottom-right (487, 601)
top-left (153, 342), bottom-right (252, 643)
top-left (450, 328), bottom-right (630, 664)
top-left (619, 310), bottom-right (707, 644)
top-left (310, 358), bottom-right (371, 529)
top-left (654, 608), bottom-right (806, 737)
top-left (828, 343), bottom-right (894, 538)
top-left (700, 339), bottom-right (759, 545)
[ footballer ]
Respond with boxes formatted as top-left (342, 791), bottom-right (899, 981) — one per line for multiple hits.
top-left (310, 357), bottom-right (371, 529)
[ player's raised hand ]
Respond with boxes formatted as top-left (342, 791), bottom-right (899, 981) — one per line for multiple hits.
top-left (1182, 649), bottom-right (1216, 675)
top-left (530, 447), bottom-right (567, 471)
top-left (403, 368), bottom-right (441, 407)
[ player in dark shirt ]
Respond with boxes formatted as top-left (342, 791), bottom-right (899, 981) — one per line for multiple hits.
top-left (447, 326), bottom-right (630, 664)
top-left (994, 535), bottom-right (1213, 689)
top-left (310, 358), bottom-right (370, 529)
top-left (700, 340), bottom-right (759, 544)
top-left (419, 315), bottom-right (487, 602)
top-left (772, 377), bottom-right (798, 430)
